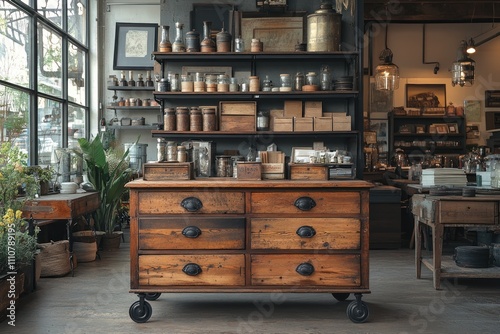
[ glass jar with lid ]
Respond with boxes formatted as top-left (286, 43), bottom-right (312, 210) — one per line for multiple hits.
top-left (306, 72), bottom-right (318, 86)
top-left (279, 74), bottom-right (292, 92)
top-left (217, 74), bottom-right (229, 92)
top-left (163, 107), bottom-right (176, 131)
top-left (181, 74), bottom-right (194, 92)
top-left (176, 106), bottom-right (189, 131)
top-left (168, 72), bottom-right (180, 92)
top-left (194, 72), bottom-right (206, 92)
top-left (262, 75), bottom-right (272, 92)
top-left (205, 74), bottom-right (217, 92)
top-left (294, 72), bottom-right (305, 91)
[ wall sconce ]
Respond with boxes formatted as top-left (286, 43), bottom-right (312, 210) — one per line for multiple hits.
top-left (375, 25), bottom-right (399, 91)
top-left (451, 40), bottom-right (475, 87)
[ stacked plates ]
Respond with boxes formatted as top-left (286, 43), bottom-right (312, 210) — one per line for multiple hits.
top-left (60, 182), bottom-right (78, 194)
top-left (334, 76), bottom-right (353, 91)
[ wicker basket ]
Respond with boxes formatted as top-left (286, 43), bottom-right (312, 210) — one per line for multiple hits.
top-left (38, 240), bottom-right (71, 277)
top-left (73, 241), bottom-right (97, 263)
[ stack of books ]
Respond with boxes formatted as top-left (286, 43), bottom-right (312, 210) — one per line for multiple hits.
top-left (421, 168), bottom-right (467, 188)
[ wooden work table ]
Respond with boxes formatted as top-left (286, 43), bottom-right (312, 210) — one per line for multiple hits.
top-left (412, 193), bottom-right (500, 289)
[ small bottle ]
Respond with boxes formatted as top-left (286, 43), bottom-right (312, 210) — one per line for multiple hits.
top-left (119, 71), bottom-right (128, 86)
top-left (168, 72), bottom-right (180, 92)
top-left (158, 78), bottom-right (169, 92)
top-left (177, 145), bottom-right (187, 162)
top-left (216, 26), bottom-right (232, 52)
top-left (205, 74), bottom-right (217, 92)
top-left (157, 138), bottom-right (166, 162)
top-left (172, 22), bottom-right (186, 52)
top-left (136, 73), bottom-right (144, 87)
top-left (201, 21), bottom-right (216, 52)
top-left (294, 72), bottom-right (305, 91)
top-left (166, 141), bottom-right (177, 161)
top-left (229, 77), bottom-right (239, 92)
top-left (320, 65), bottom-right (332, 91)
top-left (249, 76), bottom-right (260, 92)
top-left (128, 71), bottom-right (135, 86)
top-left (234, 36), bottom-right (244, 52)
top-left (257, 111), bottom-right (269, 131)
top-left (217, 74), bottom-right (229, 92)
top-left (262, 75), bottom-right (272, 92)
top-left (159, 25), bottom-right (172, 52)
top-left (194, 72), bottom-right (206, 92)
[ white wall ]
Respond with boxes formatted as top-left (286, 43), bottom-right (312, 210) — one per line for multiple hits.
top-left (368, 22), bottom-right (500, 145)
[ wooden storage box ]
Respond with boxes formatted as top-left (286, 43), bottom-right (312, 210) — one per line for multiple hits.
top-left (314, 117), bottom-right (333, 131)
top-left (304, 101), bottom-right (323, 117)
top-left (261, 162), bottom-right (285, 179)
top-left (284, 100), bottom-right (303, 118)
top-left (143, 162), bottom-right (194, 181)
top-left (332, 115), bottom-right (351, 131)
top-left (236, 162), bottom-right (262, 180)
top-left (289, 163), bottom-right (329, 180)
top-left (273, 117), bottom-right (293, 131)
top-left (219, 101), bottom-right (256, 132)
top-left (294, 117), bottom-right (313, 132)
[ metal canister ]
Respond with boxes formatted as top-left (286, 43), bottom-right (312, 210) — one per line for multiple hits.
top-left (166, 141), bottom-right (177, 162)
top-left (216, 27), bottom-right (232, 52)
top-left (185, 29), bottom-right (200, 52)
top-left (307, 3), bottom-right (342, 52)
top-left (216, 155), bottom-right (232, 177)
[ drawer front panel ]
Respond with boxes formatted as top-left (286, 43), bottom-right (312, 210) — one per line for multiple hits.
top-left (250, 191), bottom-right (361, 214)
top-left (251, 218), bottom-right (360, 250)
top-left (139, 254), bottom-right (245, 286)
top-left (139, 217), bottom-right (245, 250)
top-left (251, 254), bottom-right (360, 286)
top-left (440, 201), bottom-right (497, 224)
top-left (138, 191), bottom-right (245, 214)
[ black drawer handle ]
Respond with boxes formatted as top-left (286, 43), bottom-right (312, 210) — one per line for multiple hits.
top-left (182, 263), bottom-right (202, 276)
top-left (294, 196), bottom-right (316, 211)
top-left (182, 226), bottom-right (202, 238)
top-left (180, 197), bottom-right (203, 212)
top-left (296, 226), bottom-right (316, 238)
top-left (296, 263), bottom-right (315, 276)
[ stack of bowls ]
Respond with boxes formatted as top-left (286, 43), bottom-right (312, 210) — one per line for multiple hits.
top-left (60, 182), bottom-right (78, 194)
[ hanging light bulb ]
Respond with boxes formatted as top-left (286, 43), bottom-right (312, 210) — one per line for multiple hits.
top-left (375, 25), bottom-right (399, 91)
top-left (466, 38), bottom-right (476, 54)
top-left (451, 40), bottom-right (475, 87)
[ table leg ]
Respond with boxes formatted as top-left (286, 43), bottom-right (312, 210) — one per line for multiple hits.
top-left (415, 217), bottom-right (422, 279)
top-left (432, 222), bottom-right (443, 290)
top-left (67, 219), bottom-right (74, 277)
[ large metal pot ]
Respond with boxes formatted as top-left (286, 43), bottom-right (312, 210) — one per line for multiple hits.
top-left (307, 3), bottom-right (342, 52)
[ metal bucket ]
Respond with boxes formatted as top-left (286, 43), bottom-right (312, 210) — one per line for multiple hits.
top-left (123, 143), bottom-right (148, 174)
top-left (307, 3), bottom-right (342, 52)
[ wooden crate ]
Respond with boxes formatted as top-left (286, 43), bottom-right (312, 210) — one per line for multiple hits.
top-left (219, 101), bottom-right (256, 132)
top-left (304, 101), bottom-right (323, 117)
top-left (261, 162), bottom-right (285, 180)
top-left (289, 163), bottom-right (329, 180)
top-left (294, 117), bottom-right (313, 132)
top-left (143, 162), bottom-right (194, 181)
top-left (273, 117), bottom-right (293, 131)
top-left (236, 162), bottom-right (262, 180)
top-left (332, 115), bottom-right (351, 131)
top-left (284, 100), bottom-right (302, 117)
top-left (314, 117), bottom-right (333, 131)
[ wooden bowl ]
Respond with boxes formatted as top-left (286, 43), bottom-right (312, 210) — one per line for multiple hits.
top-left (302, 84), bottom-right (319, 91)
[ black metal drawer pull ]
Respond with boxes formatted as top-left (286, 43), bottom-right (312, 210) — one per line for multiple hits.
top-left (180, 197), bottom-right (203, 212)
top-left (294, 196), bottom-right (316, 211)
top-left (296, 226), bottom-right (316, 238)
top-left (182, 263), bottom-right (202, 276)
top-left (182, 226), bottom-right (202, 238)
top-left (296, 263), bottom-right (315, 276)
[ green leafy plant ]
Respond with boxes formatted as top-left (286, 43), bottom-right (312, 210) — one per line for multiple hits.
top-left (76, 134), bottom-right (134, 235)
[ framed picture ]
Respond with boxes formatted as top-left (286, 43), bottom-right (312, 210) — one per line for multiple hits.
top-left (291, 147), bottom-right (315, 163)
top-left (241, 12), bottom-right (306, 52)
top-left (434, 124), bottom-right (449, 134)
top-left (464, 100), bottom-right (481, 122)
top-left (448, 123), bottom-right (459, 134)
top-left (406, 84), bottom-right (446, 110)
top-left (181, 66), bottom-right (232, 78)
top-left (415, 124), bottom-right (426, 134)
top-left (113, 23), bottom-right (158, 70)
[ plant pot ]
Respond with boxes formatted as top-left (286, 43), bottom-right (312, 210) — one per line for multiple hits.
top-left (40, 180), bottom-right (50, 195)
top-left (100, 231), bottom-right (123, 251)
top-left (73, 241), bottom-right (97, 262)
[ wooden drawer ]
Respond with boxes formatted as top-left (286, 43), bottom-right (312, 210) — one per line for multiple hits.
top-left (251, 254), bottom-right (360, 286)
top-left (439, 201), bottom-right (498, 224)
top-left (251, 218), bottom-right (361, 250)
top-left (137, 191), bottom-right (245, 214)
top-left (139, 217), bottom-right (245, 250)
top-left (250, 191), bottom-right (361, 215)
top-left (139, 254), bottom-right (245, 286)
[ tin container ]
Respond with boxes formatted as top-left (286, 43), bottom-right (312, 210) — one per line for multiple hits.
top-left (166, 141), bottom-right (177, 162)
top-left (202, 107), bottom-right (216, 131)
top-left (216, 27), bottom-right (232, 52)
top-left (216, 155), bottom-right (232, 177)
top-left (307, 3), bottom-right (342, 52)
top-left (190, 107), bottom-right (202, 131)
top-left (176, 107), bottom-right (190, 131)
top-left (185, 29), bottom-right (200, 52)
top-left (163, 107), bottom-right (176, 131)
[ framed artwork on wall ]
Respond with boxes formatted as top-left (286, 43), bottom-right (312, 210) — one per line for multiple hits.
top-left (113, 22), bottom-right (158, 70)
top-left (406, 84), bottom-right (446, 113)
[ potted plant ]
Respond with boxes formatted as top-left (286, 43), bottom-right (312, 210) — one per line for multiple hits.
top-left (75, 134), bottom-right (134, 250)
top-left (25, 165), bottom-right (56, 195)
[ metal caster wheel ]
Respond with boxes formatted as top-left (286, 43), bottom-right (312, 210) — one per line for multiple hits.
top-left (129, 300), bottom-right (152, 323)
top-left (332, 293), bottom-right (350, 301)
top-left (346, 300), bottom-right (369, 323)
top-left (145, 293), bottom-right (161, 301)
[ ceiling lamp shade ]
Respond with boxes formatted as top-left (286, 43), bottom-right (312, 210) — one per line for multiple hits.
top-left (451, 41), bottom-right (475, 87)
top-left (375, 48), bottom-right (400, 90)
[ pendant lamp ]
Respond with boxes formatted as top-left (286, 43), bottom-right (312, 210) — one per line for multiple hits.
top-left (375, 25), bottom-right (399, 91)
top-left (451, 40), bottom-right (475, 87)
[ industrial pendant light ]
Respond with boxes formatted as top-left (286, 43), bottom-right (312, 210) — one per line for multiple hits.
top-left (451, 40), bottom-right (475, 87)
top-left (375, 25), bottom-right (400, 91)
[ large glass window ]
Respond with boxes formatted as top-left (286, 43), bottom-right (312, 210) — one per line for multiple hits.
top-left (0, 0), bottom-right (89, 167)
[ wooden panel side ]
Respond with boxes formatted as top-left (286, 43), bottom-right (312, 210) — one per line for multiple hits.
top-left (439, 201), bottom-right (497, 224)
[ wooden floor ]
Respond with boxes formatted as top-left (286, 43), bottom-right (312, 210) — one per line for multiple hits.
top-left (2, 232), bottom-right (500, 334)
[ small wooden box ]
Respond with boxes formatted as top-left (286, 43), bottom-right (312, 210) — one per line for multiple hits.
top-left (273, 117), bottom-right (293, 131)
top-left (270, 109), bottom-right (284, 130)
top-left (261, 163), bottom-right (285, 179)
top-left (219, 101), bottom-right (256, 132)
top-left (304, 101), bottom-right (323, 117)
top-left (143, 162), bottom-right (194, 181)
top-left (289, 163), bottom-right (329, 180)
top-left (314, 117), bottom-right (333, 131)
top-left (332, 115), bottom-right (351, 131)
top-left (236, 162), bottom-right (262, 180)
top-left (294, 117), bottom-right (313, 132)
top-left (284, 100), bottom-right (303, 118)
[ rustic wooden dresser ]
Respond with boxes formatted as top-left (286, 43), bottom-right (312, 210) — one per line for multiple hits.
top-left (126, 179), bottom-right (372, 323)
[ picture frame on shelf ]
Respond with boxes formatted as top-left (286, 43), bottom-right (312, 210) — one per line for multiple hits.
top-left (406, 84), bottom-right (446, 112)
top-left (415, 124), bottom-right (426, 134)
top-left (113, 22), bottom-right (158, 70)
top-left (434, 124), bottom-right (449, 134)
top-left (447, 123), bottom-right (459, 134)
top-left (241, 11), bottom-right (306, 52)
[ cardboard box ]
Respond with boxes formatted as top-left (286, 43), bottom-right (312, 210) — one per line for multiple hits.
top-left (284, 100), bottom-right (302, 118)
top-left (304, 101), bottom-right (323, 117)
top-left (289, 163), bottom-right (329, 180)
top-left (143, 162), bottom-right (194, 181)
top-left (236, 162), bottom-right (262, 180)
top-left (332, 115), bottom-right (351, 131)
top-left (273, 117), bottom-right (293, 132)
top-left (294, 117), bottom-right (313, 132)
top-left (314, 117), bottom-right (333, 131)
top-left (219, 101), bottom-right (256, 132)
